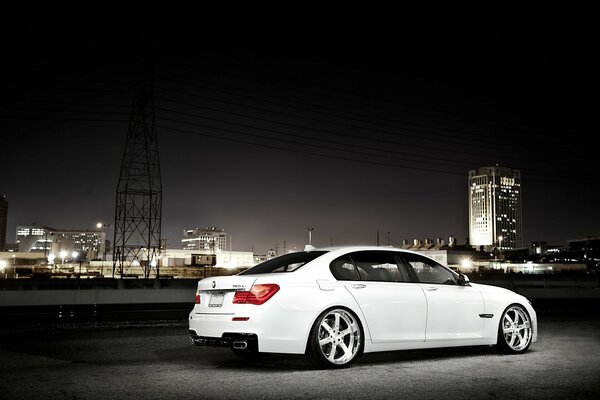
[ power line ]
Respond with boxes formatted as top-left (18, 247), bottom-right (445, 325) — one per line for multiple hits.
top-left (156, 73), bottom-right (530, 152)
top-left (5, 99), bottom-right (595, 181)
top-left (2, 110), bottom-right (592, 184)
top-left (152, 78), bottom-right (588, 164)
top-left (164, 62), bottom-right (535, 133)
top-left (157, 63), bottom-right (566, 150)
top-left (16, 76), bottom-right (590, 165)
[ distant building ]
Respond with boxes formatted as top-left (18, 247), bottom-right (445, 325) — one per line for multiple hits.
top-left (530, 241), bottom-right (548, 256)
top-left (16, 225), bottom-right (106, 260)
top-left (400, 236), bottom-right (479, 269)
top-left (566, 237), bottom-right (600, 268)
top-left (468, 166), bottom-right (523, 251)
top-left (0, 195), bottom-right (7, 251)
top-left (16, 226), bottom-right (51, 254)
top-left (182, 227), bottom-right (227, 252)
top-left (155, 248), bottom-right (254, 269)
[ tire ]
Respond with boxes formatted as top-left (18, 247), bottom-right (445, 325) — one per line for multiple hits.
top-left (495, 304), bottom-right (533, 354)
top-left (306, 307), bottom-right (363, 369)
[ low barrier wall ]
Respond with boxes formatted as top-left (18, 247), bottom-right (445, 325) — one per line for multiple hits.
top-left (0, 275), bottom-right (598, 307)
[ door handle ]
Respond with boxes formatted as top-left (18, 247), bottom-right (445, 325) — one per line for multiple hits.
top-left (351, 284), bottom-right (367, 289)
top-left (425, 287), bottom-right (438, 291)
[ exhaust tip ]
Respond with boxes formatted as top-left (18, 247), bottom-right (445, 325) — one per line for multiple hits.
top-left (232, 341), bottom-right (248, 350)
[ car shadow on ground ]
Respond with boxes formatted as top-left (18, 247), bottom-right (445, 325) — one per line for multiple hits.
top-left (157, 342), bottom-right (514, 371)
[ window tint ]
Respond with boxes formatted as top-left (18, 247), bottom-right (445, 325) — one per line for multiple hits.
top-left (346, 251), bottom-right (410, 282)
top-left (239, 251), bottom-right (327, 275)
top-left (400, 252), bottom-right (457, 285)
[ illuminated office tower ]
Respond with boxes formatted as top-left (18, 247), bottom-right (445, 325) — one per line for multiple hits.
top-left (469, 166), bottom-right (523, 250)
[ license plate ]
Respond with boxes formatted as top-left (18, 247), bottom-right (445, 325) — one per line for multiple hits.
top-left (209, 292), bottom-right (224, 307)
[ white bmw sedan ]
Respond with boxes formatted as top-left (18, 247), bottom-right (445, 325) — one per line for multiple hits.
top-left (189, 246), bottom-right (537, 368)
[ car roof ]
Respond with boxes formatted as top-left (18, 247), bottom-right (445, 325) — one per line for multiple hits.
top-left (307, 245), bottom-right (422, 256)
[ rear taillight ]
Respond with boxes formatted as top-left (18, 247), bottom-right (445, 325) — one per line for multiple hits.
top-left (195, 292), bottom-right (201, 304)
top-left (233, 284), bottom-right (280, 305)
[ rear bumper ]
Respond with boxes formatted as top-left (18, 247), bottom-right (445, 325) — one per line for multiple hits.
top-left (189, 330), bottom-right (258, 351)
top-left (188, 305), bottom-right (314, 354)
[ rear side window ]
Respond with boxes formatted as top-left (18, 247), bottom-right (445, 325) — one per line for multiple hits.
top-left (330, 256), bottom-right (359, 280)
top-left (239, 251), bottom-right (327, 275)
top-left (330, 251), bottom-right (411, 282)
top-left (351, 251), bottom-right (408, 282)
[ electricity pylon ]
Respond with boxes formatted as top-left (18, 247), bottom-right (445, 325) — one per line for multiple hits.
top-left (113, 58), bottom-right (162, 279)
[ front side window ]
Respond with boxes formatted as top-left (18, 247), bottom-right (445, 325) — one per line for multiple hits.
top-left (239, 251), bottom-right (327, 275)
top-left (400, 252), bottom-right (457, 285)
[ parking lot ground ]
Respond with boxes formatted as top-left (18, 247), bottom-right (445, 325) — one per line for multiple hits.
top-left (0, 310), bottom-right (598, 400)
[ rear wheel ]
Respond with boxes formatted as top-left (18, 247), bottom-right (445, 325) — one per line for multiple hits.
top-left (496, 304), bottom-right (533, 354)
top-left (307, 307), bottom-right (363, 369)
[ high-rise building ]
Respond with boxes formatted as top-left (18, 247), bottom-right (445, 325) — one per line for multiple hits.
top-left (468, 166), bottom-right (523, 250)
top-left (182, 227), bottom-right (227, 252)
top-left (0, 195), bottom-right (7, 251)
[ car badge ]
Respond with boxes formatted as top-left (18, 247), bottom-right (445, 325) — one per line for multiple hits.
top-left (212, 281), bottom-right (216, 288)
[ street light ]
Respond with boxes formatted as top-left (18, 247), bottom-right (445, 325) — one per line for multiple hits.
top-left (96, 222), bottom-right (110, 262)
top-left (150, 258), bottom-right (158, 278)
top-left (0, 260), bottom-right (6, 278)
top-left (60, 250), bottom-right (67, 265)
top-left (72, 251), bottom-right (80, 276)
top-left (306, 227), bottom-right (314, 246)
top-left (461, 258), bottom-right (473, 271)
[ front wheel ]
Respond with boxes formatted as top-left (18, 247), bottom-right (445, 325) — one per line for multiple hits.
top-left (495, 304), bottom-right (533, 354)
top-left (306, 307), bottom-right (363, 369)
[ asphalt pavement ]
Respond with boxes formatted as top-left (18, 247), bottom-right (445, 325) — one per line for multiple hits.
top-left (0, 313), bottom-right (598, 399)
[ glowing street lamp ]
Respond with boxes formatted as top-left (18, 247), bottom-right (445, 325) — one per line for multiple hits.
top-left (461, 258), bottom-right (473, 270)
top-left (72, 251), bottom-right (81, 275)
top-left (0, 260), bottom-right (6, 278)
top-left (60, 250), bottom-right (68, 265)
top-left (96, 222), bottom-right (110, 262)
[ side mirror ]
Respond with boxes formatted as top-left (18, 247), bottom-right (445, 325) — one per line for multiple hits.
top-left (457, 272), bottom-right (470, 286)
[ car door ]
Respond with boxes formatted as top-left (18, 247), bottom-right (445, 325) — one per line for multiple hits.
top-left (333, 251), bottom-right (427, 343)
top-left (400, 252), bottom-right (484, 341)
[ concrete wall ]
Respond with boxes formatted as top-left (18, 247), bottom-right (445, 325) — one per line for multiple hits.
top-left (1, 274), bottom-right (598, 308)
top-left (0, 279), bottom-right (198, 307)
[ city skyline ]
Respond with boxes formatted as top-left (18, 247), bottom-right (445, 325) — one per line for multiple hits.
top-left (1, 5), bottom-right (598, 254)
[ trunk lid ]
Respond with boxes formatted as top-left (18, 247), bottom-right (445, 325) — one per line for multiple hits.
top-left (195, 275), bottom-right (257, 313)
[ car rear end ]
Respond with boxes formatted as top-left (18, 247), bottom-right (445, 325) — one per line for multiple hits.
top-left (189, 250), bottom-right (330, 354)
top-left (189, 275), bottom-right (270, 351)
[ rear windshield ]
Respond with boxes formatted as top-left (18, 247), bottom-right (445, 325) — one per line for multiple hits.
top-left (239, 251), bottom-right (327, 275)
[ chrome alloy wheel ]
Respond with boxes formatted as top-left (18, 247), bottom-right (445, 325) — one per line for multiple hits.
top-left (317, 309), bottom-right (361, 365)
top-left (501, 305), bottom-right (532, 352)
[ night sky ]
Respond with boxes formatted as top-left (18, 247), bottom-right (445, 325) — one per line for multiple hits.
top-left (1, 5), bottom-right (598, 254)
